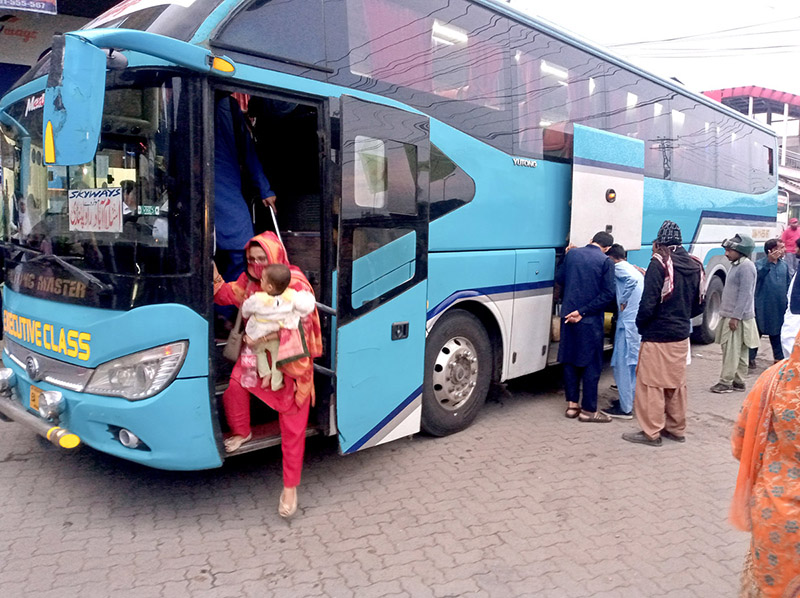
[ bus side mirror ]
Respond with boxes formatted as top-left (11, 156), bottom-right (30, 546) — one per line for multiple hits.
top-left (43, 34), bottom-right (106, 165)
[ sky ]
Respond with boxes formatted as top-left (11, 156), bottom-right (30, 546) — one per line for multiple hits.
top-left (508, 0), bottom-right (800, 97)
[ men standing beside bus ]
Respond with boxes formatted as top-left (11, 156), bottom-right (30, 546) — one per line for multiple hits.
top-left (622, 221), bottom-right (703, 446)
top-left (556, 231), bottom-right (616, 423)
top-left (603, 244), bottom-right (644, 420)
top-left (710, 234), bottom-right (758, 394)
top-left (750, 238), bottom-right (790, 368)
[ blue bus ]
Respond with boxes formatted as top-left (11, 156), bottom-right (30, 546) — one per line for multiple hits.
top-left (0, 0), bottom-right (777, 469)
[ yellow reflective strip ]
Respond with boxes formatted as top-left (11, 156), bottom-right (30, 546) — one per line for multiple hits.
top-left (46, 426), bottom-right (60, 441)
top-left (44, 121), bottom-right (55, 164)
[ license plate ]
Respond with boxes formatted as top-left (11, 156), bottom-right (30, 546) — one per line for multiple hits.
top-left (29, 385), bottom-right (42, 411)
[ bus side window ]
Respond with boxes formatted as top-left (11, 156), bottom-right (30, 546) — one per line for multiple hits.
top-left (212, 0), bottom-right (326, 70)
top-left (344, 0), bottom-right (512, 153)
top-left (428, 144), bottom-right (475, 221)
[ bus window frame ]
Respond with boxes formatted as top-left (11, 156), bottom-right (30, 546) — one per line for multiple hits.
top-left (336, 95), bottom-right (430, 327)
top-left (208, 0), bottom-right (332, 75)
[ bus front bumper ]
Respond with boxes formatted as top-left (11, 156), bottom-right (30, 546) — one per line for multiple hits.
top-left (0, 371), bottom-right (81, 449)
top-left (0, 360), bottom-right (223, 470)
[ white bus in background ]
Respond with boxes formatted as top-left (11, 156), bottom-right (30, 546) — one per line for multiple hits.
top-left (778, 190), bottom-right (790, 228)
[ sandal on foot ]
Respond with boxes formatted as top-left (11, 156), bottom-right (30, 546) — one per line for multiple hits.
top-left (279, 489), bottom-right (298, 518)
top-left (578, 411), bottom-right (612, 423)
top-left (224, 432), bottom-right (252, 453)
top-left (565, 407), bottom-right (581, 419)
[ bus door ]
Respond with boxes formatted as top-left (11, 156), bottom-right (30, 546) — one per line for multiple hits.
top-left (335, 96), bottom-right (430, 454)
top-left (569, 124), bottom-right (645, 249)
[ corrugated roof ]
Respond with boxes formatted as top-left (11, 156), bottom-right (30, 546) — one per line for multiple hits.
top-left (703, 87), bottom-right (800, 119)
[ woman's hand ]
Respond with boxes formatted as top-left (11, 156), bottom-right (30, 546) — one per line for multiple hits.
top-left (212, 262), bottom-right (224, 296)
top-left (244, 334), bottom-right (255, 347)
top-left (250, 332), bottom-right (279, 346)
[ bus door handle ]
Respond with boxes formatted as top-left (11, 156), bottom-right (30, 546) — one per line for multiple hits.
top-left (316, 302), bottom-right (335, 316)
top-left (314, 364), bottom-right (335, 378)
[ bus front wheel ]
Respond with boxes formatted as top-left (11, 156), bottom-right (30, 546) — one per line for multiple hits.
top-left (421, 310), bottom-right (492, 436)
top-left (693, 275), bottom-right (724, 344)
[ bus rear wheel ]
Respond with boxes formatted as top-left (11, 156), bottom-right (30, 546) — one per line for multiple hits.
top-left (693, 275), bottom-right (724, 344)
top-left (421, 310), bottom-right (492, 436)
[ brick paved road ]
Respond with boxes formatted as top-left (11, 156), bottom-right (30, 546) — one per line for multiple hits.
top-left (0, 342), bottom-right (766, 598)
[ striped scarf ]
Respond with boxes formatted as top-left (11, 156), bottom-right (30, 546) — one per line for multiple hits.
top-left (653, 249), bottom-right (706, 304)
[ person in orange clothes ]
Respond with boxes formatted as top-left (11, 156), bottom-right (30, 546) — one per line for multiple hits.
top-left (731, 335), bottom-right (800, 596)
top-left (781, 218), bottom-right (800, 276)
top-left (213, 231), bottom-right (322, 518)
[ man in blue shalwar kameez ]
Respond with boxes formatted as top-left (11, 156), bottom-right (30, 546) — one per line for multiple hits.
top-left (750, 238), bottom-right (791, 366)
top-left (555, 231), bottom-right (616, 422)
top-left (214, 95), bottom-right (277, 282)
top-left (603, 244), bottom-right (644, 420)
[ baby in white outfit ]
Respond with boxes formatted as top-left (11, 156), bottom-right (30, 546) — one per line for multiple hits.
top-left (241, 264), bottom-right (315, 389)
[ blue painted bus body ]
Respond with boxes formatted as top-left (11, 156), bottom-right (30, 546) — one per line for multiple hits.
top-left (2, 288), bottom-right (221, 470)
top-left (0, 19), bottom-right (777, 468)
top-left (337, 282), bottom-right (427, 454)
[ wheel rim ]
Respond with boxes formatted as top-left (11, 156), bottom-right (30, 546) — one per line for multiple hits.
top-left (431, 336), bottom-right (479, 411)
top-left (706, 288), bottom-right (721, 332)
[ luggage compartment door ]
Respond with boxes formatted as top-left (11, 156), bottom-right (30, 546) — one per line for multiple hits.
top-left (570, 124), bottom-right (645, 249)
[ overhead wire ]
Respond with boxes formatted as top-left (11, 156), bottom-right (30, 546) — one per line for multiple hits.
top-left (608, 15), bottom-right (800, 48)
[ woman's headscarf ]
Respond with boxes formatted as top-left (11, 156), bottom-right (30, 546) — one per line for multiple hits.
top-left (214, 231), bottom-right (323, 407)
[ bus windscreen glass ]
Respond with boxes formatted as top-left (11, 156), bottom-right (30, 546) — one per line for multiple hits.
top-left (0, 75), bottom-right (194, 306)
top-left (82, 0), bottom-right (224, 42)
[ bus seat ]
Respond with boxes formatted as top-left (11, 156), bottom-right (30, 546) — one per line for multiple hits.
top-left (543, 123), bottom-right (573, 160)
top-left (435, 87), bottom-right (466, 100)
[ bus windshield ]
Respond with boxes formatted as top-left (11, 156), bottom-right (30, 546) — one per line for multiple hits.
top-left (83, 0), bottom-right (224, 41)
top-left (0, 72), bottom-right (197, 307)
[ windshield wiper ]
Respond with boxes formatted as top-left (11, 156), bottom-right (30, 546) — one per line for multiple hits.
top-left (29, 254), bottom-right (114, 293)
top-left (0, 242), bottom-right (113, 293)
top-left (0, 241), bottom-right (41, 257)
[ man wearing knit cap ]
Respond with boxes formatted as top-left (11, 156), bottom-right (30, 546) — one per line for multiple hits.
top-left (710, 234), bottom-right (759, 393)
top-left (622, 220), bottom-right (704, 446)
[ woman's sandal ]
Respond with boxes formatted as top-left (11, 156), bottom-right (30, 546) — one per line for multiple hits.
top-left (578, 411), bottom-right (612, 423)
top-left (565, 407), bottom-right (581, 419)
top-left (279, 488), bottom-right (298, 518)
top-left (223, 432), bottom-right (252, 453)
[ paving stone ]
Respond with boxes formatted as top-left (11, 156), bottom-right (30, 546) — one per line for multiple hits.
top-left (0, 339), bottom-right (760, 597)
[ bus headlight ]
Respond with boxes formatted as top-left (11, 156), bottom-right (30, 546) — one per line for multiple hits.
top-left (84, 342), bottom-right (188, 400)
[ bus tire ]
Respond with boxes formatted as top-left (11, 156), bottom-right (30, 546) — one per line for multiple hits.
top-left (693, 275), bottom-right (724, 344)
top-left (421, 310), bottom-right (492, 437)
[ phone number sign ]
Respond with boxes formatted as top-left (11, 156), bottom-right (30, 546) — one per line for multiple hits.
top-left (0, 0), bottom-right (56, 14)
